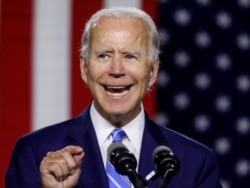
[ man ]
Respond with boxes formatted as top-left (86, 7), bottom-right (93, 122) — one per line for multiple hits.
top-left (6, 7), bottom-right (222, 188)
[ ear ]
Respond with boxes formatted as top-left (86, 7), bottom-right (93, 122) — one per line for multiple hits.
top-left (80, 56), bottom-right (88, 84)
top-left (148, 58), bottom-right (159, 88)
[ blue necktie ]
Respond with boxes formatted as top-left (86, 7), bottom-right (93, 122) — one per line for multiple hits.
top-left (106, 128), bottom-right (131, 188)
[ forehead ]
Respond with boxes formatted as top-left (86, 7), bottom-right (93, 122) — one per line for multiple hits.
top-left (89, 18), bottom-right (149, 51)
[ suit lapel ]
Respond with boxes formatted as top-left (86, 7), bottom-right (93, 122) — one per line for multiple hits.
top-left (66, 106), bottom-right (109, 187)
top-left (138, 113), bottom-right (170, 187)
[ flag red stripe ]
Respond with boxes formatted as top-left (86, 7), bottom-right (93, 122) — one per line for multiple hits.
top-left (70, 0), bottom-right (103, 117)
top-left (0, 0), bottom-right (33, 186)
top-left (142, 0), bottom-right (158, 23)
top-left (142, 0), bottom-right (157, 118)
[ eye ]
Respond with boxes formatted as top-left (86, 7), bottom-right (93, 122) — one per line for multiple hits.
top-left (98, 53), bottom-right (109, 60)
top-left (125, 54), bottom-right (136, 60)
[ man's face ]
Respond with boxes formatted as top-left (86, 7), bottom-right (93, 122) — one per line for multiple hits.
top-left (80, 17), bottom-right (159, 126)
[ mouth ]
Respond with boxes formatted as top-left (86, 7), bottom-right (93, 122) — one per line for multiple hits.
top-left (104, 85), bottom-right (132, 97)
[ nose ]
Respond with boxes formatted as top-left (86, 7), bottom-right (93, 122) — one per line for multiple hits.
top-left (109, 56), bottom-right (125, 77)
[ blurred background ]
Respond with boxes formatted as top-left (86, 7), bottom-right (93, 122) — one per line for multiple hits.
top-left (0, 0), bottom-right (249, 187)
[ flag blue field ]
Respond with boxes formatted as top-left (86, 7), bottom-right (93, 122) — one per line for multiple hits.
top-left (156, 0), bottom-right (250, 187)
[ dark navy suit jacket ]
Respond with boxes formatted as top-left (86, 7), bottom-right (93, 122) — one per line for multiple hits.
top-left (6, 106), bottom-right (222, 187)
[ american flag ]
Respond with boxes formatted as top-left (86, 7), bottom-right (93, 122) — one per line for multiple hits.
top-left (1, 0), bottom-right (249, 187)
top-left (156, 0), bottom-right (250, 187)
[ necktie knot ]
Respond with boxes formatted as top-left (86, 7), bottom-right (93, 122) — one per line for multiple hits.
top-left (111, 128), bottom-right (127, 142)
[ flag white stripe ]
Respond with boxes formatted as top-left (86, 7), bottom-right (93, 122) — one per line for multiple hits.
top-left (104, 0), bottom-right (141, 8)
top-left (32, 0), bottom-right (72, 130)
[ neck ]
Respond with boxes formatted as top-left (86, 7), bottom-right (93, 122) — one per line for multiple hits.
top-left (93, 102), bottom-right (142, 127)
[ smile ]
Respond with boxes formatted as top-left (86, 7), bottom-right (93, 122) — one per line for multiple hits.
top-left (104, 85), bottom-right (132, 97)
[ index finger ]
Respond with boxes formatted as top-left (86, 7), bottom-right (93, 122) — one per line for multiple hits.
top-left (62, 145), bottom-right (84, 166)
top-left (63, 145), bottom-right (84, 155)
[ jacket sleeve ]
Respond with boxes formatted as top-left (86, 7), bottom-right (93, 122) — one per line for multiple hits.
top-left (5, 137), bottom-right (42, 188)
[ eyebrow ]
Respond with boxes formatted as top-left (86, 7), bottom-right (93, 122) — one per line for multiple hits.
top-left (94, 50), bottom-right (113, 56)
top-left (122, 50), bottom-right (142, 56)
top-left (93, 48), bottom-right (145, 59)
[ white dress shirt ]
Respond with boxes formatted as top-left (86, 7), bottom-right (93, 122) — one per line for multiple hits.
top-left (90, 102), bottom-right (145, 168)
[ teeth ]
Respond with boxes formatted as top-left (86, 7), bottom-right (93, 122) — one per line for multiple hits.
top-left (104, 85), bottom-right (131, 97)
top-left (106, 86), bottom-right (126, 89)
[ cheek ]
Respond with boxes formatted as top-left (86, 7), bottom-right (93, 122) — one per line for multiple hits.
top-left (131, 69), bottom-right (151, 89)
top-left (87, 64), bottom-right (106, 80)
top-left (139, 65), bottom-right (151, 79)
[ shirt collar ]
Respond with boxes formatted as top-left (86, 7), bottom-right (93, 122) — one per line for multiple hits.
top-left (90, 102), bottom-right (145, 152)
